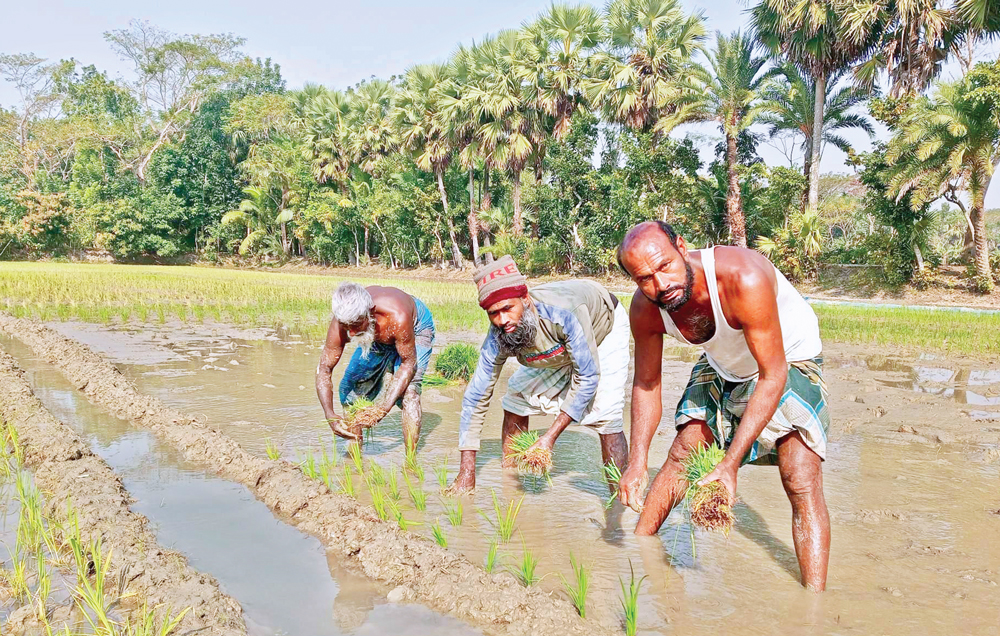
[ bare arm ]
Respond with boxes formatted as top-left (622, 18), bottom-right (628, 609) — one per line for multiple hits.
top-left (378, 312), bottom-right (418, 411)
top-left (315, 319), bottom-right (355, 439)
top-left (618, 291), bottom-right (664, 511)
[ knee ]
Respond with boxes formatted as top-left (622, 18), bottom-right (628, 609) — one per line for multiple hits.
top-left (780, 464), bottom-right (822, 500)
top-left (666, 426), bottom-right (710, 466)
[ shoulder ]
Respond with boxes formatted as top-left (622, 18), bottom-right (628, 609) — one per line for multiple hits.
top-left (713, 246), bottom-right (777, 298)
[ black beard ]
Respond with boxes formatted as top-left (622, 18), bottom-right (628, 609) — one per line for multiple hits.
top-left (655, 259), bottom-right (695, 312)
top-left (496, 306), bottom-right (539, 355)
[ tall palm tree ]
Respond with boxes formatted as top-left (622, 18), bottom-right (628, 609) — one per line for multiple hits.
top-left (675, 31), bottom-right (770, 247)
top-left (394, 63), bottom-right (464, 268)
top-left (751, 0), bottom-right (873, 216)
top-left (301, 86), bottom-right (355, 193)
top-left (886, 77), bottom-right (999, 289)
top-left (956, 0), bottom-right (1000, 32)
top-left (584, 0), bottom-right (707, 132)
top-left (347, 79), bottom-right (398, 176)
top-left (759, 65), bottom-right (875, 201)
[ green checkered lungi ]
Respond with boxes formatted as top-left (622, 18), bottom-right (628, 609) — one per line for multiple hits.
top-left (675, 354), bottom-right (831, 466)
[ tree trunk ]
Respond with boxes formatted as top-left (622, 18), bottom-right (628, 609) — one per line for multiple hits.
top-left (725, 131), bottom-right (748, 248)
top-left (914, 242), bottom-right (925, 272)
top-left (280, 223), bottom-right (289, 255)
top-left (808, 72), bottom-right (825, 215)
top-left (483, 234), bottom-right (494, 263)
top-left (468, 166), bottom-right (481, 266)
top-left (801, 136), bottom-right (812, 213)
top-left (512, 170), bottom-right (523, 236)
top-left (364, 227), bottom-right (369, 260)
top-left (437, 168), bottom-right (463, 269)
top-left (970, 177), bottom-right (991, 284)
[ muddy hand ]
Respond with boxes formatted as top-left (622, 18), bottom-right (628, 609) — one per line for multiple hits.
top-left (697, 461), bottom-right (738, 504)
top-left (326, 416), bottom-right (358, 441)
top-left (527, 433), bottom-right (555, 455)
top-left (618, 462), bottom-right (648, 513)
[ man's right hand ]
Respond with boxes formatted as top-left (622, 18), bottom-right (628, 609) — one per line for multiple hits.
top-left (618, 459), bottom-right (649, 513)
top-left (326, 415), bottom-right (358, 441)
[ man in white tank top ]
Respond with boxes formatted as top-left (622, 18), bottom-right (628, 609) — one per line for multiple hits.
top-left (615, 221), bottom-right (831, 591)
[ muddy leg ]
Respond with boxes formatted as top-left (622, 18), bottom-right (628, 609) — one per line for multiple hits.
top-left (500, 410), bottom-right (528, 468)
top-left (599, 431), bottom-right (629, 494)
top-left (401, 384), bottom-right (421, 455)
top-left (635, 422), bottom-right (714, 535)
top-left (777, 431), bottom-right (830, 592)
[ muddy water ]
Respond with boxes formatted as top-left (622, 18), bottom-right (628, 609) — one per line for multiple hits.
top-left (31, 322), bottom-right (1000, 636)
top-left (1, 334), bottom-right (483, 636)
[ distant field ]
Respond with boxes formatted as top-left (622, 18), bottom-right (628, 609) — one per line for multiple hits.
top-left (2, 262), bottom-right (995, 356)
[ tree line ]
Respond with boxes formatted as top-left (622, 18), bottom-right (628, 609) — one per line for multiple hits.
top-left (2, 0), bottom-right (999, 290)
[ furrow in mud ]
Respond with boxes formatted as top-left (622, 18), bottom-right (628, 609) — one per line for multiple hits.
top-left (0, 351), bottom-right (247, 635)
top-left (0, 314), bottom-right (609, 636)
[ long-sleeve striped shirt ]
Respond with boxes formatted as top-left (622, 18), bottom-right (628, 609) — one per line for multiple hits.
top-left (458, 280), bottom-right (618, 451)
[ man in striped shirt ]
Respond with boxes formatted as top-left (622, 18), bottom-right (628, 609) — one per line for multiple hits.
top-left (447, 255), bottom-right (630, 494)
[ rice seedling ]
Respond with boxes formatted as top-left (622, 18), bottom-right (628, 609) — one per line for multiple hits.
top-left (478, 490), bottom-right (523, 544)
top-left (386, 465), bottom-right (401, 501)
top-left (344, 398), bottom-right (387, 431)
top-left (619, 561), bottom-right (646, 636)
top-left (505, 537), bottom-right (541, 587)
top-left (442, 497), bottom-right (463, 527)
top-left (404, 472), bottom-right (427, 511)
top-left (389, 501), bottom-right (421, 531)
top-left (74, 540), bottom-right (117, 634)
top-left (34, 544), bottom-right (51, 620)
top-left (435, 460), bottom-right (449, 492)
top-left (367, 461), bottom-right (387, 487)
top-left (483, 537), bottom-right (499, 573)
top-left (682, 444), bottom-right (735, 535)
top-left (560, 553), bottom-right (589, 618)
top-left (318, 459), bottom-right (335, 490)
top-left (507, 430), bottom-right (553, 477)
top-left (348, 442), bottom-right (364, 475)
top-left (368, 483), bottom-right (390, 521)
top-left (337, 464), bottom-right (356, 498)
top-left (404, 443), bottom-right (421, 477)
top-left (430, 521), bottom-right (447, 548)
top-left (433, 343), bottom-right (479, 381)
top-left (6, 549), bottom-right (31, 603)
top-left (265, 438), bottom-right (281, 460)
top-left (297, 451), bottom-right (319, 480)
top-left (603, 459), bottom-right (623, 509)
top-left (122, 602), bottom-right (190, 636)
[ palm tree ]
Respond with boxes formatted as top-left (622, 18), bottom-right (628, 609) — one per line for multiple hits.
top-left (759, 65), bottom-right (875, 203)
top-left (751, 0), bottom-right (873, 216)
top-left (347, 79), bottom-right (398, 176)
top-left (394, 63), bottom-right (464, 268)
top-left (222, 186), bottom-right (282, 256)
top-left (674, 31), bottom-right (770, 247)
top-left (301, 86), bottom-right (355, 193)
top-left (584, 0), bottom-right (707, 132)
top-left (956, 0), bottom-right (1000, 32)
top-left (886, 77), bottom-right (999, 290)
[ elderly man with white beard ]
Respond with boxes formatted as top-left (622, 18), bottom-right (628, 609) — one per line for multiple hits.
top-left (315, 282), bottom-right (435, 453)
top-left (447, 256), bottom-right (630, 494)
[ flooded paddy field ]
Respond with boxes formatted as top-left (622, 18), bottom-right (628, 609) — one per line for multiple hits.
top-left (3, 316), bottom-right (996, 636)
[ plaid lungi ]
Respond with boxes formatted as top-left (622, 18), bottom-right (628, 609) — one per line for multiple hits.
top-left (675, 355), bottom-right (830, 466)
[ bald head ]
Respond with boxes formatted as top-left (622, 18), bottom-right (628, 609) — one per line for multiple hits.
top-left (617, 221), bottom-right (695, 311)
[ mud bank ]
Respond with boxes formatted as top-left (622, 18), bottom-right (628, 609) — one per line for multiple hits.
top-left (0, 313), bottom-right (608, 636)
top-left (0, 351), bottom-right (246, 635)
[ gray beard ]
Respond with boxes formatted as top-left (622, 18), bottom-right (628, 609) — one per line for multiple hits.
top-left (354, 320), bottom-right (377, 358)
top-left (496, 306), bottom-right (539, 356)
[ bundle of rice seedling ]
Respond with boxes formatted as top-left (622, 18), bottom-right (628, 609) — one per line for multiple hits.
top-left (681, 443), bottom-right (734, 535)
top-left (345, 398), bottom-right (388, 431)
top-left (507, 430), bottom-right (552, 476)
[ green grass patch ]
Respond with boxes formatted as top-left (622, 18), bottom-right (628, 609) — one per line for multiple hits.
top-left (433, 343), bottom-right (479, 381)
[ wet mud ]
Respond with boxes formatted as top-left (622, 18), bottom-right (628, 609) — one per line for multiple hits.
top-left (0, 313), bottom-right (608, 636)
top-left (0, 351), bottom-right (247, 635)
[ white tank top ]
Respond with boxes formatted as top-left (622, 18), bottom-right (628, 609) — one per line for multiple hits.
top-left (660, 247), bottom-right (822, 382)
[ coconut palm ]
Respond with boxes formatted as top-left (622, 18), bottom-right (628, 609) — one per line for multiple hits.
top-left (750, 0), bottom-right (873, 215)
top-left (759, 65), bottom-right (875, 201)
top-left (672, 31), bottom-right (770, 247)
top-left (394, 63), bottom-right (464, 268)
top-left (886, 77), bottom-right (1000, 290)
top-left (584, 0), bottom-right (707, 132)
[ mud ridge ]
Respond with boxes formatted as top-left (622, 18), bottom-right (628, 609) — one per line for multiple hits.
top-left (0, 314), bottom-right (611, 636)
top-left (0, 351), bottom-right (247, 635)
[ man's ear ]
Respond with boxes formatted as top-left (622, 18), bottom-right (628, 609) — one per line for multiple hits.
top-left (675, 235), bottom-right (689, 258)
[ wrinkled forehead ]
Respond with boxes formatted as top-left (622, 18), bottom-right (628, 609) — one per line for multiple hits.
top-left (623, 233), bottom-right (678, 272)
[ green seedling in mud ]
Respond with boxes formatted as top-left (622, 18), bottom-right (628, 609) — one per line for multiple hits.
top-left (367, 480), bottom-right (391, 521)
top-left (484, 537), bottom-right (499, 574)
top-left (603, 459), bottom-right (623, 509)
top-left (74, 540), bottom-right (117, 634)
top-left (478, 490), bottom-right (524, 544)
top-left (298, 452), bottom-right (319, 480)
top-left (348, 443), bottom-right (364, 475)
top-left (682, 444), bottom-right (735, 535)
top-left (338, 464), bottom-right (356, 498)
top-left (560, 553), bottom-right (589, 618)
top-left (430, 521), bottom-right (447, 548)
top-left (506, 537), bottom-right (542, 587)
top-left (386, 465), bottom-right (402, 501)
top-left (5, 548), bottom-right (31, 603)
top-left (368, 461), bottom-right (387, 487)
top-left (123, 602), bottom-right (190, 636)
top-left (34, 543), bottom-right (51, 620)
top-left (435, 461), bottom-right (449, 492)
top-left (442, 498), bottom-right (463, 526)
top-left (389, 501), bottom-right (421, 531)
top-left (619, 561), bottom-right (647, 636)
top-left (404, 444), bottom-right (421, 476)
top-left (318, 460), bottom-right (335, 491)
top-left (265, 439), bottom-right (281, 460)
top-left (404, 472), bottom-right (427, 511)
top-left (507, 430), bottom-right (553, 478)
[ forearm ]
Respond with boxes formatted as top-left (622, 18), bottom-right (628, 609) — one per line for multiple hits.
top-left (315, 364), bottom-right (339, 419)
top-left (721, 375), bottom-right (784, 468)
top-left (380, 359), bottom-right (416, 409)
top-left (628, 387), bottom-right (662, 464)
top-left (541, 412), bottom-right (573, 442)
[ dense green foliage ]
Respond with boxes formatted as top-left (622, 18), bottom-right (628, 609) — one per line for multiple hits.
top-left (1, 4), bottom-right (998, 290)
top-left (433, 344), bottom-right (480, 381)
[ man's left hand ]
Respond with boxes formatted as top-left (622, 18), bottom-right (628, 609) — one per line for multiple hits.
top-left (527, 432), bottom-right (556, 455)
top-left (697, 460), bottom-right (738, 504)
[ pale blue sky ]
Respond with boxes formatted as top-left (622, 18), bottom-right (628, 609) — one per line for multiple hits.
top-left (3, 1), bottom-right (998, 205)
